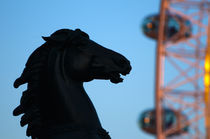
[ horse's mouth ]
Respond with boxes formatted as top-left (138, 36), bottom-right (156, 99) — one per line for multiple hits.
top-left (110, 72), bottom-right (124, 83)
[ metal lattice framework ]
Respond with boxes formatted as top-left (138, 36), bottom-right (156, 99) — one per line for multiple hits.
top-left (155, 0), bottom-right (210, 139)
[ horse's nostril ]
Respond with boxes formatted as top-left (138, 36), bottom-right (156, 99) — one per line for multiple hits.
top-left (114, 58), bottom-right (127, 68)
top-left (127, 64), bottom-right (132, 73)
top-left (112, 57), bottom-right (131, 74)
top-left (119, 59), bottom-right (126, 65)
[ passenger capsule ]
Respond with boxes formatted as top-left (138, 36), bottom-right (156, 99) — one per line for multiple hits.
top-left (138, 108), bottom-right (189, 136)
top-left (142, 14), bottom-right (192, 42)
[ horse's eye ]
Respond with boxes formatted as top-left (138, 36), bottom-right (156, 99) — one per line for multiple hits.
top-left (77, 44), bottom-right (87, 50)
top-left (76, 38), bottom-right (89, 49)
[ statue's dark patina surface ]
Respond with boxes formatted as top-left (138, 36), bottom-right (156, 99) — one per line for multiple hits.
top-left (13, 29), bottom-right (131, 139)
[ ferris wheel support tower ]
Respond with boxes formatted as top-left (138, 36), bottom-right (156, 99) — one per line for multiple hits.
top-left (155, 0), bottom-right (210, 139)
top-left (205, 16), bottom-right (210, 139)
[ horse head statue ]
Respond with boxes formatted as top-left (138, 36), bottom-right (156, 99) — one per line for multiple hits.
top-left (13, 29), bottom-right (131, 139)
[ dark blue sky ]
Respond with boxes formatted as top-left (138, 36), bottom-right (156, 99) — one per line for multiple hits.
top-left (0, 0), bottom-right (160, 138)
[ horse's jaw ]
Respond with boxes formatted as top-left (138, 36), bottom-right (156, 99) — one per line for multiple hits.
top-left (44, 50), bottom-right (101, 129)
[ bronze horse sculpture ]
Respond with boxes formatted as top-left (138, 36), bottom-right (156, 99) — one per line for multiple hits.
top-left (13, 29), bottom-right (131, 139)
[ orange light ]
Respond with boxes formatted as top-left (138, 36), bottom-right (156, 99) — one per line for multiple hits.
top-left (205, 56), bottom-right (210, 72)
top-left (204, 53), bottom-right (210, 103)
top-left (205, 62), bottom-right (210, 72)
top-left (144, 117), bottom-right (150, 123)
top-left (147, 23), bottom-right (153, 29)
top-left (204, 75), bottom-right (210, 86)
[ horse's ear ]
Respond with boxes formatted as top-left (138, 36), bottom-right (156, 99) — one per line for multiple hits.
top-left (42, 29), bottom-right (88, 43)
top-left (42, 36), bottom-right (66, 43)
top-left (75, 29), bottom-right (81, 32)
top-left (42, 31), bottom-right (71, 42)
top-left (75, 29), bottom-right (89, 39)
top-left (42, 36), bottom-right (51, 42)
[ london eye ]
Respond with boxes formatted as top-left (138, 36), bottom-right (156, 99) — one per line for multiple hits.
top-left (139, 0), bottom-right (210, 138)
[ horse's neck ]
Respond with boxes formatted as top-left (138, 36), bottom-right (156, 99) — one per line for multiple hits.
top-left (42, 49), bottom-right (102, 129)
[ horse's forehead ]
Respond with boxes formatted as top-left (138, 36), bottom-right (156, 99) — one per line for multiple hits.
top-left (78, 39), bottom-right (107, 53)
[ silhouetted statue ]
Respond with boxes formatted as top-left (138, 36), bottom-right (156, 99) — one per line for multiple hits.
top-left (13, 29), bottom-right (131, 139)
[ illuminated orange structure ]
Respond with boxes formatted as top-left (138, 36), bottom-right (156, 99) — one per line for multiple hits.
top-left (204, 17), bottom-right (210, 139)
top-left (141, 0), bottom-right (210, 138)
top-left (155, 0), bottom-right (210, 138)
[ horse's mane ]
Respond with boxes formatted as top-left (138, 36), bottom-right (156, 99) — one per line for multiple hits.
top-left (13, 29), bottom-right (90, 137)
top-left (13, 43), bottom-right (51, 137)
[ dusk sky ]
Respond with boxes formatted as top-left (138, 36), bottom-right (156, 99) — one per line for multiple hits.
top-left (0, 0), bottom-right (160, 138)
